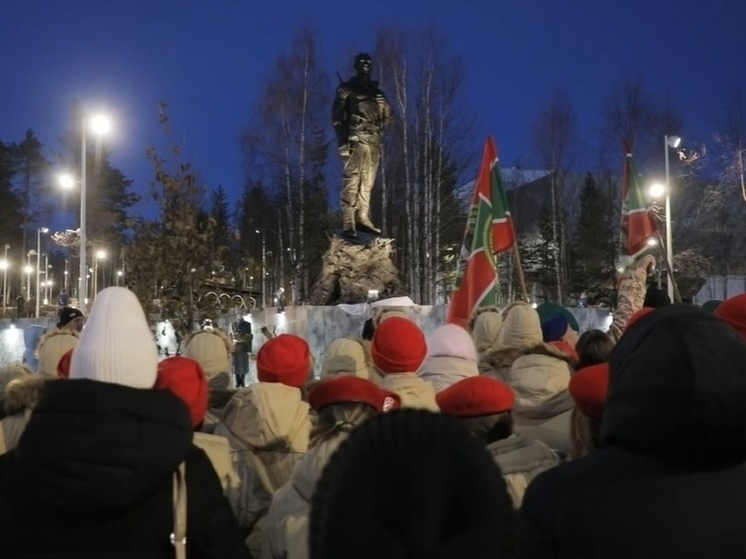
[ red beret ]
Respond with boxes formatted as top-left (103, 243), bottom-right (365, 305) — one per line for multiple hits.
top-left (568, 363), bottom-right (610, 420)
top-left (549, 340), bottom-right (579, 365)
top-left (57, 348), bottom-right (74, 379)
top-left (436, 376), bottom-right (515, 417)
top-left (626, 307), bottom-right (655, 331)
top-left (309, 376), bottom-right (401, 413)
top-left (155, 356), bottom-right (208, 428)
top-left (257, 334), bottom-right (311, 388)
top-left (370, 317), bottom-right (427, 374)
top-left (715, 293), bottom-right (746, 340)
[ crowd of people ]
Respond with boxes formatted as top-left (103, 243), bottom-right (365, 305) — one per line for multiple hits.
top-left (1, 254), bottom-right (746, 558)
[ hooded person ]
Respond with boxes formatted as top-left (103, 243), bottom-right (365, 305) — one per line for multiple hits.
top-left (520, 305), bottom-right (746, 559)
top-left (0, 363), bottom-right (48, 455)
top-left (370, 317), bottom-right (439, 411)
top-left (0, 287), bottom-right (249, 558)
top-left (319, 337), bottom-right (380, 383)
top-left (214, 333), bottom-right (313, 557)
top-left (36, 309), bottom-right (83, 376)
top-left (469, 307), bottom-right (503, 373)
top-left (418, 324), bottom-right (479, 392)
top-left (309, 409), bottom-right (517, 559)
top-left (184, 327), bottom-right (235, 431)
top-left (437, 376), bottom-right (559, 508)
top-left (156, 356), bottom-right (240, 496)
top-left (262, 376), bottom-right (401, 559)
top-left (483, 302), bottom-right (575, 457)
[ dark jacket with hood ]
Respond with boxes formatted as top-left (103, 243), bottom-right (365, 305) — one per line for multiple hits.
top-left (0, 378), bottom-right (249, 559)
top-left (519, 305), bottom-right (746, 559)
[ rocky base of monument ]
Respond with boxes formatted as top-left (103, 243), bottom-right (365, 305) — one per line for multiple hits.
top-left (309, 232), bottom-right (403, 305)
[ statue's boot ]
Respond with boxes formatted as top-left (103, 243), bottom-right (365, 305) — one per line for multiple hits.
top-left (355, 211), bottom-right (381, 235)
top-left (342, 207), bottom-right (357, 238)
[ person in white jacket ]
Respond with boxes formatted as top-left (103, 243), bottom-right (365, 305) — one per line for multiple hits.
top-left (262, 376), bottom-right (400, 559)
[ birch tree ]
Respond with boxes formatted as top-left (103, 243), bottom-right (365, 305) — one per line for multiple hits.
top-left (241, 26), bottom-right (330, 304)
top-left (374, 26), bottom-right (475, 304)
top-left (532, 89), bottom-right (577, 302)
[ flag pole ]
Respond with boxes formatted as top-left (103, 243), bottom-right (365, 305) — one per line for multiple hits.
top-left (509, 218), bottom-right (529, 302)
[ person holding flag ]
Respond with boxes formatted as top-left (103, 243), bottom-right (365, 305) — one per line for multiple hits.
top-left (448, 137), bottom-right (526, 328)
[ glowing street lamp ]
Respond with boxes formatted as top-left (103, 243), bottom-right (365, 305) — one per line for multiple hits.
top-left (648, 183), bottom-right (665, 199)
top-left (58, 173), bottom-right (75, 190)
top-left (79, 113), bottom-right (113, 307)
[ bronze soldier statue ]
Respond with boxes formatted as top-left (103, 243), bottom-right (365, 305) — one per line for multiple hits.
top-left (332, 52), bottom-right (394, 238)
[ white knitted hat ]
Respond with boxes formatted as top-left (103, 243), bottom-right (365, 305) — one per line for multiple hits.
top-left (70, 287), bottom-right (158, 389)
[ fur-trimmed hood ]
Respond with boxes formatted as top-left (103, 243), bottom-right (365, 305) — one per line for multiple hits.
top-left (183, 328), bottom-right (233, 377)
top-left (506, 346), bottom-right (574, 419)
top-left (482, 343), bottom-right (572, 381)
top-left (3, 374), bottom-right (53, 416)
top-left (36, 329), bottom-right (79, 376)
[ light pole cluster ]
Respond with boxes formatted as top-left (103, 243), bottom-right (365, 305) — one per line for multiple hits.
top-left (58, 113), bottom-right (113, 307)
top-left (647, 134), bottom-right (682, 302)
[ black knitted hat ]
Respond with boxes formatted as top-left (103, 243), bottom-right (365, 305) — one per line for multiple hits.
top-left (310, 409), bottom-right (516, 559)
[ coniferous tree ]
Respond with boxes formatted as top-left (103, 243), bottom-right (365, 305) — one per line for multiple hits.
top-left (570, 173), bottom-right (616, 300)
top-left (124, 103), bottom-right (221, 334)
top-left (12, 130), bottom-right (51, 258)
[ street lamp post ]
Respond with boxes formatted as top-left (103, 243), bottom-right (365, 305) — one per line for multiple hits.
top-left (256, 229), bottom-right (267, 309)
top-left (93, 249), bottom-right (106, 299)
top-left (25, 251), bottom-right (35, 304)
top-left (43, 253), bottom-right (49, 304)
top-left (78, 114), bottom-right (112, 309)
top-left (664, 134), bottom-right (681, 302)
top-left (2, 244), bottom-right (9, 311)
top-left (36, 227), bottom-right (48, 317)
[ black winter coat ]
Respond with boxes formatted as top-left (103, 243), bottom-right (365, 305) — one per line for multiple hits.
top-left (0, 378), bottom-right (250, 559)
top-left (519, 305), bottom-right (746, 559)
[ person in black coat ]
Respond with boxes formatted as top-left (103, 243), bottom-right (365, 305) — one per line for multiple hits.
top-left (0, 287), bottom-right (249, 558)
top-left (519, 304), bottom-right (746, 559)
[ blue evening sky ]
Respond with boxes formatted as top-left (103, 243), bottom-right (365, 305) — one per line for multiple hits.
top-left (1, 0), bottom-right (744, 224)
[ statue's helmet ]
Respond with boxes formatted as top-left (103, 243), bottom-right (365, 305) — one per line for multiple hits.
top-left (354, 52), bottom-right (373, 73)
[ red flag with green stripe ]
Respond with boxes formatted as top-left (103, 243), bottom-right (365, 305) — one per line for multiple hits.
top-left (448, 137), bottom-right (515, 327)
top-left (620, 140), bottom-right (658, 262)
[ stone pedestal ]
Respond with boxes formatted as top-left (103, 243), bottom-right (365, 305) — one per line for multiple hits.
top-left (309, 232), bottom-right (403, 305)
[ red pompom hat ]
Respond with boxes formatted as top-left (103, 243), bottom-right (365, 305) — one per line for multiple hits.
top-left (256, 334), bottom-right (312, 388)
top-left (309, 376), bottom-right (401, 413)
top-left (568, 363), bottom-right (610, 421)
top-left (715, 293), bottom-right (746, 340)
top-left (155, 356), bottom-right (208, 428)
top-left (370, 317), bottom-right (427, 374)
top-left (436, 376), bottom-right (515, 417)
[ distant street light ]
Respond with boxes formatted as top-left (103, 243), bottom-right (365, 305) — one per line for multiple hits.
top-left (116, 269), bottom-right (123, 286)
top-left (664, 134), bottom-right (682, 301)
top-left (647, 238), bottom-right (658, 246)
top-left (79, 113), bottom-right (113, 307)
top-left (36, 227), bottom-right (49, 317)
